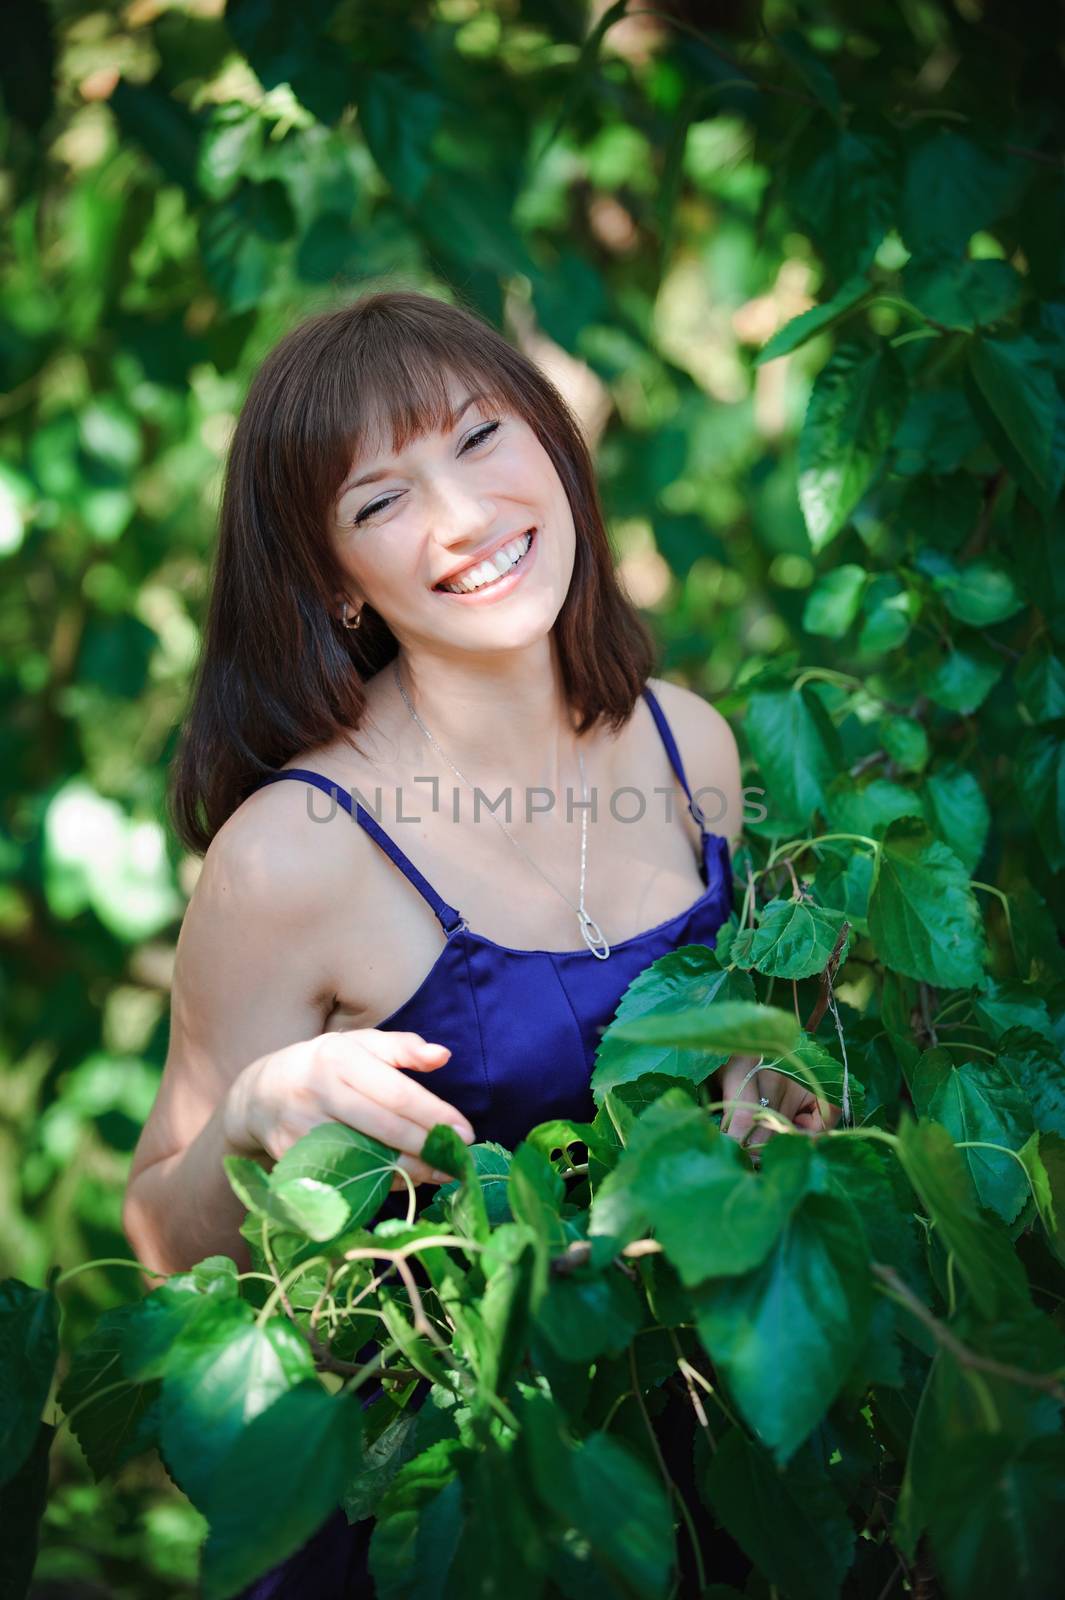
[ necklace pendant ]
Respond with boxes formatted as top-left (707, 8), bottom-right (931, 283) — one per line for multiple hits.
top-left (577, 909), bottom-right (611, 960)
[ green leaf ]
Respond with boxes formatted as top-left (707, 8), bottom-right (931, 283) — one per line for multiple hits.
top-left (919, 763), bottom-right (990, 873)
top-left (756, 278), bottom-right (870, 366)
top-left (0, 1281), bottom-right (59, 1487)
top-left (200, 180), bottom-right (295, 313)
top-left (0, 1421), bottom-right (53, 1600)
top-left (109, 76), bottom-right (204, 195)
top-left (368, 1438), bottom-right (468, 1600)
top-left (910, 1049), bottom-right (1035, 1223)
top-left (730, 896), bottom-right (851, 978)
top-left (925, 638), bottom-right (1005, 714)
top-left (201, 1383), bottom-right (364, 1600)
top-left (772, 28), bottom-right (842, 119)
top-left (1016, 722), bottom-right (1065, 871)
top-left (159, 1298), bottom-right (315, 1511)
top-left (421, 1124), bottom-right (489, 1244)
top-left (968, 335), bottom-right (1059, 489)
top-left (901, 131), bottom-right (1028, 256)
top-left (745, 684), bottom-right (842, 828)
top-left (605, 998), bottom-right (803, 1058)
top-left (1016, 640), bottom-right (1065, 723)
top-left (692, 1189), bottom-right (872, 1464)
top-left (823, 775), bottom-right (923, 838)
top-left (897, 472), bottom-right (983, 550)
top-left (867, 817), bottom-right (987, 988)
top-left (55, 1302), bottom-right (162, 1478)
top-left (927, 556), bottom-right (1025, 627)
top-left (812, 846), bottom-right (874, 935)
top-left (592, 944), bottom-right (755, 1101)
top-left (926, 1433), bottom-right (1065, 1597)
top-left (996, 1027), bottom-right (1065, 1138)
top-left (535, 1262), bottom-right (645, 1363)
top-left (882, 715), bottom-right (930, 773)
top-left (520, 1393), bottom-right (674, 1598)
top-left (802, 564), bottom-right (867, 637)
top-left (857, 573), bottom-right (917, 654)
top-left (356, 71), bottom-right (444, 206)
top-left (703, 1426), bottom-right (856, 1600)
top-left (341, 1407), bottom-right (422, 1526)
top-left (589, 1096), bottom-right (813, 1282)
top-left (894, 1116), bottom-right (1029, 1318)
top-left (225, 0), bottom-right (352, 121)
top-left (902, 255), bottom-right (1025, 331)
top-left (892, 391), bottom-right (983, 477)
top-left (790, 126), bottom-right (897, 278)
top-left (798, 342), bottom-right (909, 551)
top-left (270, 1120), bottom-right (396, 1235)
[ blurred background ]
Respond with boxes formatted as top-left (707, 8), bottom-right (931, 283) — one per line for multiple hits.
top-left (3, 0), bottom-right (1062, 1592)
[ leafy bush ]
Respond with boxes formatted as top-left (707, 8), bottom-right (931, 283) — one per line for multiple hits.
top-left (3, 1), bottom-right (1064, 1596)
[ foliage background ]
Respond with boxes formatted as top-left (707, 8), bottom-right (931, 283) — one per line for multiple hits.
top-left (2, 0), bottom-right (1063, 1593)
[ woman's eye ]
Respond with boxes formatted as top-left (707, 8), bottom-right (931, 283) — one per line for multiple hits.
top-left (463, 420), bottom-right (501, 451)
top-left (351, 420), bottom-right (501, 527)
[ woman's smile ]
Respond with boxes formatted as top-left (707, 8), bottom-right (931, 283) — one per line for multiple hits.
top-left (431, 524), bottom-right (540, 604)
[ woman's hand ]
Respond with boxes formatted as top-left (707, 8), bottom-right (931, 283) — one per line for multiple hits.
top-left (222, 1028), bottom-right (475, 1190)
top-left (715, 1052), bottom-right (840, 1163)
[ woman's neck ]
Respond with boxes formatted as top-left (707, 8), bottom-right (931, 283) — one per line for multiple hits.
top-left (382, 643), bottom-right (590, 799)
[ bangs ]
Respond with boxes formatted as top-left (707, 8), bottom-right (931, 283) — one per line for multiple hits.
top-left (329, 317), bottom-right (520, 488)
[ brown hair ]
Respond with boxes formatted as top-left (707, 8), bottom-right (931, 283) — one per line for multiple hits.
top-left (169, 287), bottom-right (657, 855)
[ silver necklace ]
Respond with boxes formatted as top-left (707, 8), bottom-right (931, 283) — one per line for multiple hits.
top-left (392, 658), bottom-right (610, 959)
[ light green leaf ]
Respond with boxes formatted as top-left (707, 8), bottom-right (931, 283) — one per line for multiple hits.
top-left (798, 342), bottom-right (909, 551)
top-left (802, 564), bottom-right (867, 637)
top-left (756, 278), bottom-right (870, 366)
top-left (730, 896), bottom-right (851, 978)
top-left (592, 944), bottom-right (755, 1101)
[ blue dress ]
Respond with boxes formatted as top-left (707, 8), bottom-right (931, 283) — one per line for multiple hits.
top-left (240, 683), bottom-right (745, 1597)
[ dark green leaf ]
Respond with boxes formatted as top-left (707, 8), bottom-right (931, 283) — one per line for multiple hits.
top-left (867, 818), bottom-right (987, 988)
top-left (201, 1383), bottom-right (364, 1600)
top-left (0, 1280), bottom-right (59, 1487)
top-left (692, 1189), bottom-right (872, 1464)
top-left (703, 1425), bottom-right (855, 1600)
top-left (894, 1116), bottom-right (1029, 1318)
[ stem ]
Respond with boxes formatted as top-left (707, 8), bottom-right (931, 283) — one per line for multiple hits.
top-left (52, 1258), bottom-right (168, 1289)
top-left (872, 1262), bottom-right (1065, 1403)
top-left (628, 1344), bottom-right (705, 1594)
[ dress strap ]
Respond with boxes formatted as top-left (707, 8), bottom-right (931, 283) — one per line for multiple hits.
top-left (252, 770), bottom-right (467, 935)
top-left (640, 684), bottom-right (708, 833)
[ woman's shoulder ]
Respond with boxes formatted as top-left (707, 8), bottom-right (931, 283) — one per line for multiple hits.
top-left (198, 759), bottom-right (382, 927)
top-left (645, 675), bottom-right (735, 745)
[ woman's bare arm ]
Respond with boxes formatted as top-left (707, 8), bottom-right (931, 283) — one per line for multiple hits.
top-left (122, 790), bottom-right (344, 1275)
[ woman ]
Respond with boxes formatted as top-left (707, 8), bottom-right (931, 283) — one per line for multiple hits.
top-left (123, 289), bottom-right (836, 1595)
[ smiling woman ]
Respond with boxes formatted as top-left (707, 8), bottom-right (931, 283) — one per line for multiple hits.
top-left (123, 287), bottom-right (831, 1599)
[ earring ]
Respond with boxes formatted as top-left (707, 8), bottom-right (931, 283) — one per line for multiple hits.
top-left (341, 601), bottom-right (363, 630)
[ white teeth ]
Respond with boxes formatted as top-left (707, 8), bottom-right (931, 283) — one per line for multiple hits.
top-left (440, 531), bottom-right (532, 594)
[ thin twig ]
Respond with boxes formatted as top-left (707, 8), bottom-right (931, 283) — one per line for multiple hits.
top-left (872, 1261), bottom-right (1065, 1402)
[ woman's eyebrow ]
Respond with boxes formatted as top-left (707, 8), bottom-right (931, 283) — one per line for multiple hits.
top-left (338, 392), bottom-right (487, 496)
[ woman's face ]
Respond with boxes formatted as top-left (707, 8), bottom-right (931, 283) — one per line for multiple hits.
top-left (329, 370), bottom-right (576, 652)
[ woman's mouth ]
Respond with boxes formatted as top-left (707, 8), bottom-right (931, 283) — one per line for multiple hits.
top-left (433, 527), bottom-right (538, 603)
